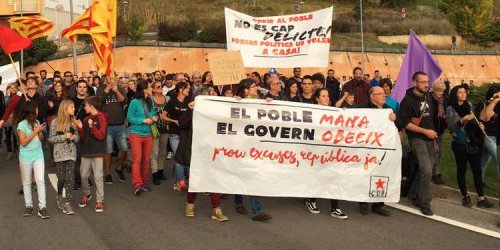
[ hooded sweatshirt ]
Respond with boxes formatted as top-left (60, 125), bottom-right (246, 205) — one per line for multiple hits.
top-left (79, 111), bottom-right (107, 158)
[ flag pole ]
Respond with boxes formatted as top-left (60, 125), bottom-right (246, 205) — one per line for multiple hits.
top-left (69, 0), bottom-right (78, 77)
top-left (360, 0), bottom-right (365, 73)
top-left (7, 54), bottom-right (27, 100)
top-left (20, 0), bottom-right (24, 77)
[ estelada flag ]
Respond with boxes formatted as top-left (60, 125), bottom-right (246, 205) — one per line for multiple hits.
top-left (0, 24), bottom-right (32, 54)
top-left (9, 16), bottom-right (55, 40)
top-left (62, 0), bottom-right (116, 75)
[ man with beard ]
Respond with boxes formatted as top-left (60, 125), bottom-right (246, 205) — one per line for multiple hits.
top-left (191, 71), bottom-right (203, 92)
top-left (397, 71), bottom-right (438, 216)
top-left (342, 67), bottom-right (371, 105)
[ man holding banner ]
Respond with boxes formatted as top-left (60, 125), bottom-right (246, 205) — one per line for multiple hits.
top-left (358, 86), bottom-right (399, 216)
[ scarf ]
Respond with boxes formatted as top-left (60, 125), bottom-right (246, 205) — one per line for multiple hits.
top-left (432, 94), bottom-right (446, 119)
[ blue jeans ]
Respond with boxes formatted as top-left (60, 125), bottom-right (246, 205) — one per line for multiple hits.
top-left (169, 134), bottom-right (180, 154)
top-left (174, 162), bottom-right (188, 183)
top-left (20, 158), bottom-right (46, 209)
top-left (106, 125), bottom-right (128, 154)
top-left (234, 195), bottom-right (262, 215)
top-left (481, 136), bottom-right (499, 182)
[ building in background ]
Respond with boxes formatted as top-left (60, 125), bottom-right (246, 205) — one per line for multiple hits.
top-left (44, 0), bottom-right (89, 39)
top-left (0, 0), bottom-right (89, 39)
top-left (0, 0), bottom-right (43, 17)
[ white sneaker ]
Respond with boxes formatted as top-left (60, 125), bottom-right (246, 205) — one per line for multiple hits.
top-left (305, 199), bottom-right (320, 214)
top-left (331, 209), bottom-right (348, 219)
top-left (63, 202), bottom-right (75, 215)
top-left (166, 152), bottom-right (173, 160)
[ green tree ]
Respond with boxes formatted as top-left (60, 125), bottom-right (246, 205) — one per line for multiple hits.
top-left (440, 0), bottom-right (494, 47)
top-left (127, 15), bottom-right (144, 41)
top-left (0, 37), bottom-right (58, 67)
top-left (379, 0), bottom-right (416, 7)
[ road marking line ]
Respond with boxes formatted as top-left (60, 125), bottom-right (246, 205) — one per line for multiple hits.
top-left (48, 173), bottom-right (65, 197)
top-left (387, 203), bottom-right (500, 239)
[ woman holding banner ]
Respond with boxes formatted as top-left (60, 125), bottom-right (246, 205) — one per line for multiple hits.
top-left (303, 88), bottom-right (348, 219)
top-left (233, 79), bottom-right (273, 222)
top-left (181, 87), bottom-right (229, 222)
top-left (445, 86), bottom-right (494, 208)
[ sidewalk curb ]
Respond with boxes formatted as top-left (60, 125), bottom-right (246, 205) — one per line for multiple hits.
top-left (431, 184), bottom-right (500, 216)
top-left (432, 184), bottom-right (500, 202)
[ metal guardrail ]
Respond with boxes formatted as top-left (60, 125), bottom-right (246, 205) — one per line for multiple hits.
top-left (46, 41), bottom-right (500, 61)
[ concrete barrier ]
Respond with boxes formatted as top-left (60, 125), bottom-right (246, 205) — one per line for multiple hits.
top-left (26, 45), bottom-right (500, 85)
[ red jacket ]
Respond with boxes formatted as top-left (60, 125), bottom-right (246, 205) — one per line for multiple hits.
top-left (1, 95), bottom-right (21, 124)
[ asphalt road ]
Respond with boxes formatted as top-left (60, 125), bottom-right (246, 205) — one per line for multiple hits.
top-left (0, 154), bottom-right (499, 250)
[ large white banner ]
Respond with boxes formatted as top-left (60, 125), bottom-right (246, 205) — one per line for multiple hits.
top-left (190, 96), bottom-right (402, 202)
top-left (0, 62), bottom-right (19, 93)
top-left (225, 7), bottom-right (333, 68)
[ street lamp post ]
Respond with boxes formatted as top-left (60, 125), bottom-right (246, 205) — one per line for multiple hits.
top-left (21, 0), bottom-right (24, 76)
top-left (69, 0), bottom-right (78, 76)
top-left (360, 0), bottom-right (365, 73)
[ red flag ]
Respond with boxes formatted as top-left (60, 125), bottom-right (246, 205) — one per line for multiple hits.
top-left (0, 24), bottom-right (32, 54)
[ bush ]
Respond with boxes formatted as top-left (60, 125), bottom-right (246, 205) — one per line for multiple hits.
top-left (332, 14), bottom-right (355, 33)
top-left (158, 21), bottom-right (197, 42)
top-left (0, 37), bottom-right (58, 67)
top-left (197, 21), bottom-right (226, 43)
top-left (127, 15), bottom-right (144, 41)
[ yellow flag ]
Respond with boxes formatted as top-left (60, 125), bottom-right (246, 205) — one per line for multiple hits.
top-left (9, 16), bottom-right (55, 39)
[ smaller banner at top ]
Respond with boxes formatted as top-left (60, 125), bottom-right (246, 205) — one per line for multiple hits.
top-left (225, 7), bottom-right (333, 68)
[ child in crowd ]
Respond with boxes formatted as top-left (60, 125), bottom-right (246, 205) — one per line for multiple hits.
top-left (335, 90), bottom-right (357, 108)
top-left (17, 101), bottom-right (50, 219)
top-left (77, 96), bottom-right (107, 213)
top-left (48, 100), bottom-right (79, 215)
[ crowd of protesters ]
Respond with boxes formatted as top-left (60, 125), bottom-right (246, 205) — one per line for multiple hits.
top-left (0, 67), bottom-right (498, 227)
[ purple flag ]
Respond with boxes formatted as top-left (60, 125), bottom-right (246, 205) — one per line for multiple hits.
top-left (391, 30), bottom-right (443, 103)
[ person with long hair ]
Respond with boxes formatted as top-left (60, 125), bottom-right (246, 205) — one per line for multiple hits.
top-left (283, 79), bottom-right (300, 102)
top-left (446, 85), bottom-right (494, 208)
top-left (4, 83), bottom-right (19, 160)
top-left (181, 87), bottom-right (228, 222)
top-left (77, 96), bottom-right (107, 213)
top-left (127, 79), bottom-right (158, 195)
top-left (161, 81), bottom-right (190, 191)
top-left (233, 78), bottom-right (272, 222)
top-left (477, 86), bottom-right (500, 187)
top-left (17, 101), bottom-right (50, 219)
top-left (201, 71), bottom-right (213, 86)
top-left (47, 81), bottom-right (68, 130)
top-left (48, 100), bottom-right (79, 215)
top-left (303, 88), bottom-right (348, 219)
top-left (150, 81), bottom-right (169, 185)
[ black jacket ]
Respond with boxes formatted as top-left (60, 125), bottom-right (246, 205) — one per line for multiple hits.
top-left (174, 109), bottom-right (193, 166)
top-left (325, 77), bottom-right (341, 102)
top-left (0, 90), bottom-right (5, 119)
top-left (15, 92), bottom-right (49, 122)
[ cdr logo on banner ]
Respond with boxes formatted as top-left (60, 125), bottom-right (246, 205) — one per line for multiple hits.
top-left (369, 176), bottom-right (389, 198)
